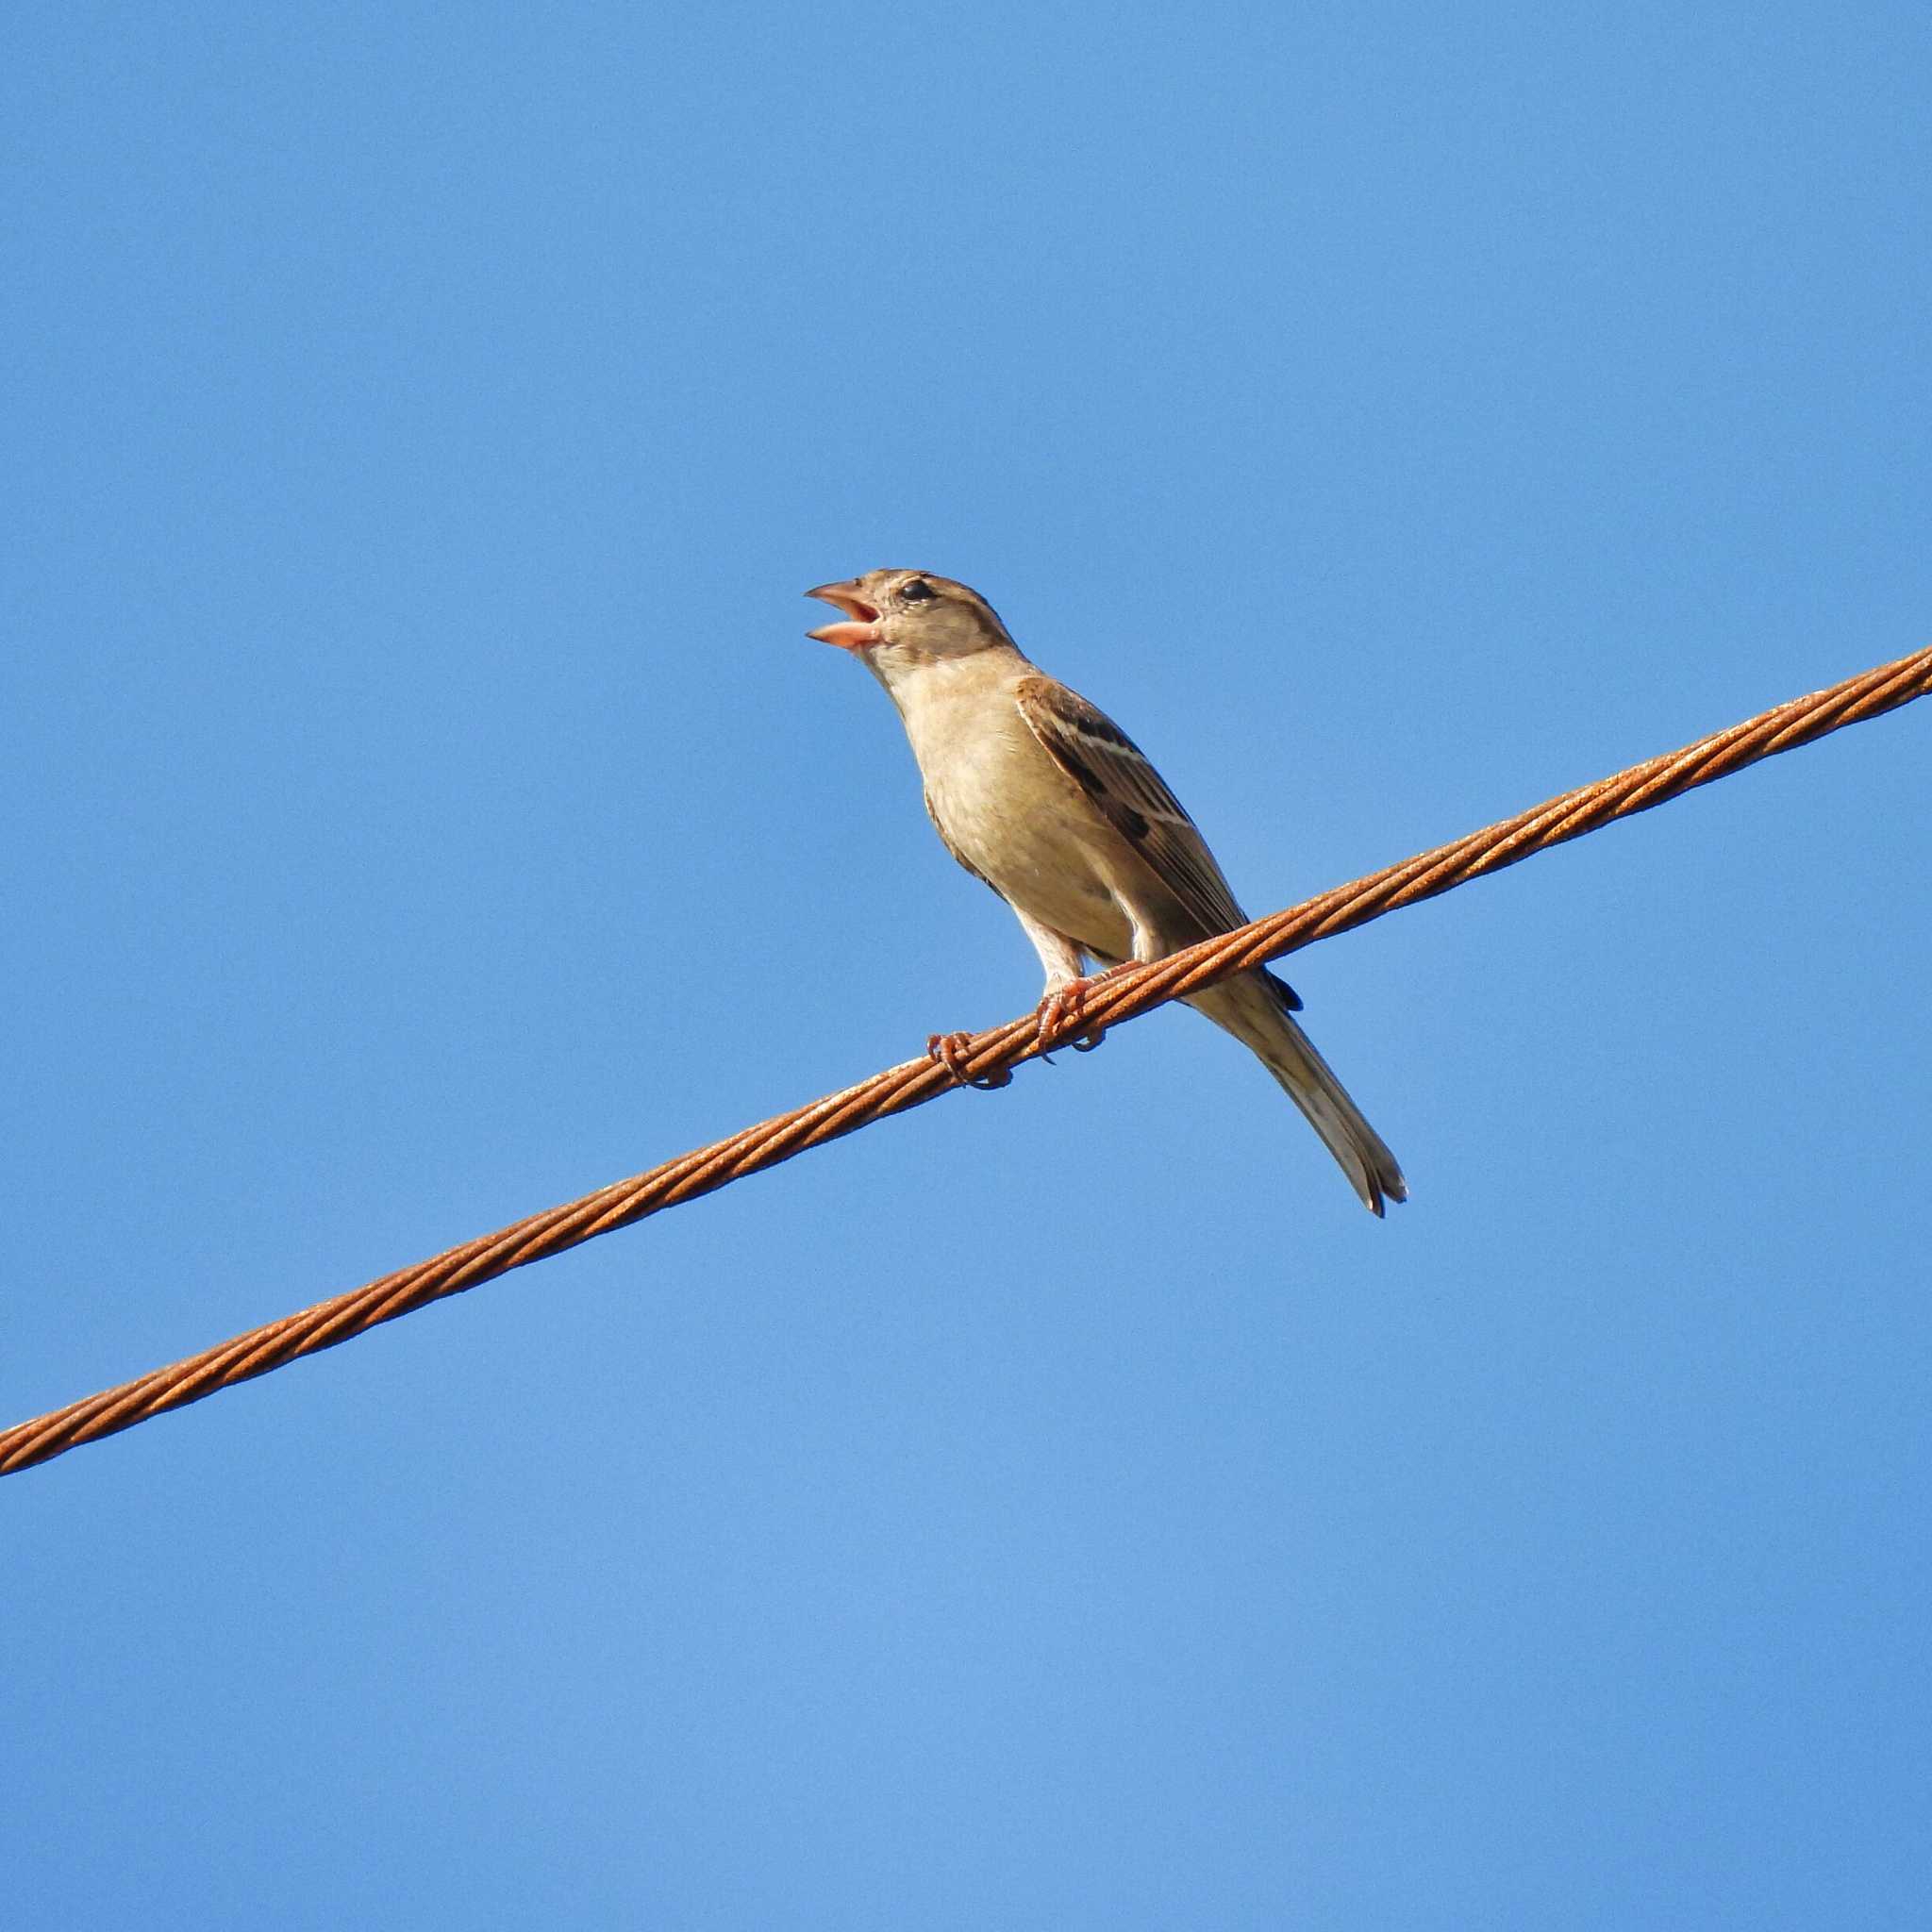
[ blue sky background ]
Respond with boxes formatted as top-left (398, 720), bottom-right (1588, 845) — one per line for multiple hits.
top-left (5, 3), bottom-right (1928, 1924)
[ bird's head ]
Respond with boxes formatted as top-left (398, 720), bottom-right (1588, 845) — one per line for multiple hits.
top-left (806, 570), bottom-right (1015, 666)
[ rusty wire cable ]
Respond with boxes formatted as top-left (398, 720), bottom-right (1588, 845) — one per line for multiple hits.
top-left (4, 643), bottom-right (1927, 1478)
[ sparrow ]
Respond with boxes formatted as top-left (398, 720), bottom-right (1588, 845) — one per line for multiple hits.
top-left (807, 569), bottom-right (1408, 1215)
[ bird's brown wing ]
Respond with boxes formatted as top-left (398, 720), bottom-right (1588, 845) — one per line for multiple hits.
top-left (1013, 673), bottom-right (1274, 947)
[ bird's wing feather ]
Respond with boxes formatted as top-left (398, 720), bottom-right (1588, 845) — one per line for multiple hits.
top-left (1014, 674), bottom-right (1252, 942)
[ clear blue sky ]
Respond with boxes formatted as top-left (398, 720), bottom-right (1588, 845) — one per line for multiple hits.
top-left (6, 4), bottom-right (1927, 1924)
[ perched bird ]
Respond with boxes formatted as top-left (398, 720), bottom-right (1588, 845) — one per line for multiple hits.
top-left (807, 569), bottom-right (1408, 1215)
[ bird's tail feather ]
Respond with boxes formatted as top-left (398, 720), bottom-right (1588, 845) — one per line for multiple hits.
top-left (1256, 1012), bottom-right (1409, 1216)
top-left (1191, 974), bottom-right (1408, 1216)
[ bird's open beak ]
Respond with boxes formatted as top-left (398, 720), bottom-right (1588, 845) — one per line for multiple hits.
top-left (806, 580), bottom-right (882, 650)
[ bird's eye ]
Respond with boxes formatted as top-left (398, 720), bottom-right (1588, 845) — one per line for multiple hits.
top-left (900, 577), bottom-right (936, 603)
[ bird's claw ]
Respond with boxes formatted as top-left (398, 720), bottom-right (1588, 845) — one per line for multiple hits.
top-left (1035, 978), bottom-right (1108, 1054)
top-left (926, 1030), bottom-right (1012, 1091)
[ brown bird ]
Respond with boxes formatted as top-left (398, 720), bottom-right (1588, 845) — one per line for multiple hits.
top-left (808, 568), bottom-right (1407, 1215)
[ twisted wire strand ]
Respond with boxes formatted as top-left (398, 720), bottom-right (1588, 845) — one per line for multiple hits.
top-left (5, 643), bottom-right (1927, 1477)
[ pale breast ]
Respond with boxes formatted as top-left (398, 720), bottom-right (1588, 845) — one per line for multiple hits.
top-left (903, 676), bottom-right (1134, 956)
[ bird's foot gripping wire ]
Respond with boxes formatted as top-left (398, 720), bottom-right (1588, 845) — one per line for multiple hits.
top-left (925, 1031), bottom-right (1012, 1090)
top-left (1034, 974), bottom-right (1115, 1054)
